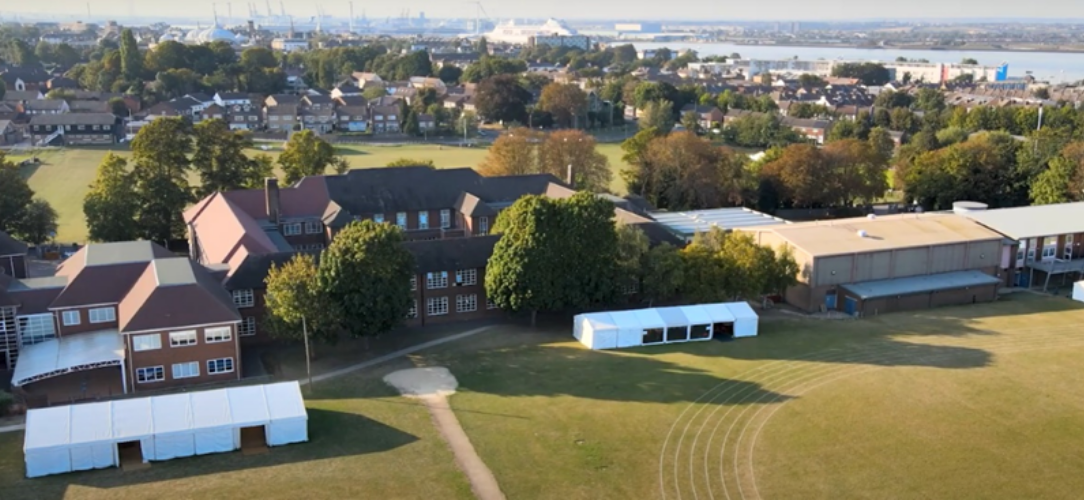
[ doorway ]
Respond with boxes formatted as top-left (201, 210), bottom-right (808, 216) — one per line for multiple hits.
top-left (712, 322), bottom-right (734, 341)
top-left (116, 440), bottom-right (148, 470)
top-left (240, 426), bottom-right (269, 455)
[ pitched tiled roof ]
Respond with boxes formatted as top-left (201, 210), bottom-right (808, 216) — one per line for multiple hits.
top-left (183, 193), bottom-right (280, 265)
top-left (29, 113), bottom-right (116, 126)
top-left (403, 235), bottom-right (499, 273)
top-left (49, 241), bottom-right (175, 309)
top-left (0, 230), bottom-right (27, 256)
top-left (118, 257), bottom-right (241, 333)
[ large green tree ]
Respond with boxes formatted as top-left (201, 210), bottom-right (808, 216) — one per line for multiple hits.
top-left (264, 253), bottom-right (342, 346)
top-left (474, 74), bottom-right (531, 124)
top-left (83, 153), bottom-right (140, 242)
top-left (279, 130), bottom-right (337, 184)
top-left (193, 119), bottom-right (268, 196)
top-left (537, 83), bottom-right (588, 128)
top-left (0, 154), bottom-right (33, 233)
top-left (11, 199), bottom-right (58, 245)
top-left (317, 221), bottom-right (415, 338)
top-left (119, 28), bottom-right (143, 81)
top-left (129, 117), bottom-right (194, 243)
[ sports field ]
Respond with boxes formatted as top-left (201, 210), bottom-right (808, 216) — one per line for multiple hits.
top-left (3, 294), bottom-right (1084, 499)
top-left (7, 143), bottom-right (629, 243)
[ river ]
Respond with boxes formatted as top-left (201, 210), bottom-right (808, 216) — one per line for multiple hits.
top-left (631, 41), bottom-right (1084, 83)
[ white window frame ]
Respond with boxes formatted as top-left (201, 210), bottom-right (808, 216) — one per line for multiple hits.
top-left (132, 333), bottom-right (162, 351)
top-left (88, 307), bottom-right (116, 323)
top-left (239, 316), bottom-right (257, 336)
top-left (136, 365), bottom-right (165, 383)
top-left (455, 268), bottom-right (477, 287)
top-left (426, 271), bottom-right (449, 289)
top-left (418, 212), bottom-right (429, 230)
top-left (61, 310), bottom-right (80, 326)
top-left (172, 361), bottom-right (200, 379)
top-left (283, 223), bottom-right (303, 236)
top-left (373, 213), bottom-right (384, 223)
top-left (169, 330), bottom-right (198, 347)
top-left (305, 221), bottom-right (322, 234)
top-left (477, 216), bottom-right (489, 235)
top-left (410, 276), bottom-right (417, 291)
top-left (205, 326), bottom-right (232, 344)
top-left (407, 300), bottom-right (418, 319)
top-left (396, 212), bottom-right (407, 229)
top-left (427, 297), bottom-right (449, 316)
top-left (207, 357), bottom-right (235, 374)
top-left (440, 209), bottom-right (451, 229)
top-left (232, 289), bottom-right (254, 308)
top-left (456, 294), bottom-right (477, 313)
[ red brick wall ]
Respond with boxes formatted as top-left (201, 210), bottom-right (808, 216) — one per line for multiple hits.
top-left (408, 267), bottom-right (502, 327)
top-left (55, 305), bottom-right (120, 336)
top-left (126, 323), bottom-right (242, 393)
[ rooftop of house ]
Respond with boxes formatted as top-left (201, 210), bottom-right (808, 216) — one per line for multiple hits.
top-left (2, 90), bottom-right (43, 102)
top-left (0, 230), bottom-right (27, 256)
top-left (29, 113), bottom-right (117, 126)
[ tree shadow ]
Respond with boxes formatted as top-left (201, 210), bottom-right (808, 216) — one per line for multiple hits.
top-left (12, 408), bottom-right (417, 499)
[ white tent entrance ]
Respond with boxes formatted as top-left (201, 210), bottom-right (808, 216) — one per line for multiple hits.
top-left (23, 381), bottom-right (308, 478)
top-left (574, 302), bottom-right (759, 350)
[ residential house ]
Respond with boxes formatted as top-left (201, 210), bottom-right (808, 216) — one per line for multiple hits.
top-left (214, 92), bottom-right (252, 107)
top-left (142, 96), bottom-right (202, 120)
top-left (371, 105), bottom-right (402, 134)
top-left (430, 52), bottom-right (481, 69)
top-left (330, 82), bottom-right (362, 100)
top-left (0, 103), bottom-right (17, 122)
top-left (352, 72), bottom-right (384, 88)
top-left (264, 104), bottom-right (298, 132)
top-left (409, 77), bottom-right (448, 94)
top-left (443, 94), bottom-right (476, 113)
top-left (202, 104), bottom-right (227, 121)
top-left (299, 107), bottom-right (335, 133)
top-left (680, 104), bottom-right (724, 129)
top-left (225, 103), bottom-right (262, 130)
top-left (29, 113), bottom-right (118, 146)
top-left (1, 67), bottom-right (50, 91)
top-left (334, 95), bottom-right (367, 107)
top-left (336, 105), bottom-right (370, 132)
top-left (0, 241), bottom-right (243, 405)
top-left (2, 90), bottom-right (44, 103)
top-left (284, 68), bottom-right (307, 93)
top-left (0, 120), bottom-right (18, 145)
top-left (68, 100), bottom-right (111, 114)
top-left (0, 230), bottom-right (28, 279)
top-left (265, 94), bottom-right (301, 108)
top-left (184, 93), bottom-right (216, 114)
top-left (417, 113), bottom-right (436, 131)
top-left (781, 116), bottom-right (831, 144)
top-left (271, 38), bottom-right (309, 52)
top-left (21, 99), bottom-right (70, 115)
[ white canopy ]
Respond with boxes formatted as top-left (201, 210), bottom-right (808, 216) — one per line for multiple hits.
top-left (24, 381), bottom-right (308, 478)
top-left (1074, 281), bottom-right (1084, 303)
top-left (12, 329), bottom-right (124, 387)
top-left (574, 302), bottom-right (759, 350)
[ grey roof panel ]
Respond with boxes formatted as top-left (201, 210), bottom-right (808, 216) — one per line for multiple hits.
top-left (83, 241), bottom-right (171, 266)
top-left (153, 258), bottom-right (198, 286)
top-left (962, 202), bottom-right (1084, 240)
top-left (841, 270), bottom-right (1001, 300)
top-left (650, 208), bottom-right (789, 238)
top-left (7, 276), bottom-right (69, 292)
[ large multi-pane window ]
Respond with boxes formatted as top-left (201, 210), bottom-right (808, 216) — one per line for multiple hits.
top-left (418, 212), bottom-right (429, 229)
top-left (477, 217), bottom-right (489, 235)
top-left (88, 307), bottom-right (116, 323)
top-left (396, 212), bottom-right (407, 229)
top-left (132, 333), bottom-right (162, 351)
top-left (61, 310), bottom-right (80, 326)
top-left (426, 271), bottom-right (448, 289)
top-left (456, 294), bottom-right (477, 313)
top-left (283, 223), bottom-right (302, 236)
top-left (170, 330), bottom-right (197, 347)
top-left (373, 213), bottom-right (384, 223)
top-left (407, 300), bottom-right (418, 319)
top-left (172, 362), bottom-right (199, 379)
top-left (18, 314), bottom-right (56, 346)
top-left (136, 366), bottom-right (164, 383)
top-left (205, 326), bottom-right (232, 343)
top-left (440, 209), bottom-right (451, 229)
top-left (427, 297), bottom-right (449, 316)
top-left (239, 317), bottom-right (257, 336)
top-left (232, 289), bottom-right (254, 308)
top-left (207, 357), bottom-right (235, 374)
top-left (455, 269), bottom-right (477, 287)
top-left (305, 221), bottom-right (322, 234)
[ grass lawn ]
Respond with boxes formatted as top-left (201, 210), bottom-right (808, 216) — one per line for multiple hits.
top-left (5, 296), bottom-right (1080, 499)
top-left (8, 142), bottom-right (629, 243)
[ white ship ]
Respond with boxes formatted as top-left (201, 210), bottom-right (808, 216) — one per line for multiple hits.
top-left (482, 18), bottom-right (577, 44)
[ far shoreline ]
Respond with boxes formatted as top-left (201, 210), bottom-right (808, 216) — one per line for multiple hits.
top-left (677, 39), bottom-right (1084, 55)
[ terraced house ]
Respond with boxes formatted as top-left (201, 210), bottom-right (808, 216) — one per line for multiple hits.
top-left (0, 241), bottom-right (243, 407)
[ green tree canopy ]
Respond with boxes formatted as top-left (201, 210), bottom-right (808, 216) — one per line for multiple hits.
top-left (129, 117), bottom-right (194, 243)
top-left (279, 130), bottom-right (338, 184)
top-left (83, 153), bottom-right (140, 242)
top-left (193, 119), bottom-right (268, 196)
top-left (264, 253), bottom-right (342, 345)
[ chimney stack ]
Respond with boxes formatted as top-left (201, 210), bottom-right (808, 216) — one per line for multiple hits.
top-left (266, 177), bottom-right (281, 224)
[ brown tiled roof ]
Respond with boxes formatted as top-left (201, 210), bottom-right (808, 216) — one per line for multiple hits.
top-left (119, 257), bottom-right (240, 333)
top-left (217, 176), bottom-right (331, 220)
top-left (184, 193), bottom-right (280, 266)
top-left (49, 241), bottom-right (175, 309)
top-left (403, 235), bottom-right (499, 273)
top-left (6, 286), bottom-right (63, 314)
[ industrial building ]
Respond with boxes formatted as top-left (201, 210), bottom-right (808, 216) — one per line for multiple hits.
top-left (742, 213), bottom-right (1005, 316)
top-left (649, 208), bottom-right (788, 243)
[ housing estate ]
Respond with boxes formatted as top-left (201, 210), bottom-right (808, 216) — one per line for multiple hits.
top-left (27, 113), bottom-right (119, 145)
top-left (0, 241), bottom-right (243, 407)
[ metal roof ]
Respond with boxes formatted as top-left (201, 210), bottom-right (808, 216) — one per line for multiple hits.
top-left (841, 270), bottom-right (1001, 300)
top-left (649, 208), bottom-right (788, 239)
top-left (960, 202), bottom-right (1084, 240)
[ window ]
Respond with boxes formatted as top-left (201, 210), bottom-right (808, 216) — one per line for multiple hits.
top-left (477, 217), bottom-right (489, 235)
top-left (305, 221), bottom-right (322, 234)
top-left (172, 362), bottom-right (199, 379)
top-left (642, 328), bottom-right (665, 344)
top-left (283, 223), bottom-right (302, 236)
top-left (418, 212), bottom-right (429, 229)
top-left (239, 316), bottom-right (257, 336)
top-left (427, 297), bottom-right (449, 316)
top-left (487, 298), bottom-right (499, 310)
top-left (170, 330), bottom-right (198, 347)
top-left (1042, 246), bottom-right (1057, 260)
top-left (207, 357), bottom-right (235, 374)
top-left (61, 310), bottom-right (80, 326)
top-left (92, 124), bottom-right (99, 131)
top-left (410, 276), bottom-right (417, 291)
top-left (456, 294), bottom-right (477, 313)
top-left (426, 271), bottom-right (448, 289)
top-left (17, 314), bottom-right (56, 346)
top-left (88, 307), bottom-right (115, 323)
top-left (373, 213), bottom-right (384, 223)
top-left (205, 326), bottom-right (232, 343)
top-left (440, 209), bottom-right (451, 229)
top-left (455, 268), bottom-right (477, 286)
top-left (232, 289), bottom-right (254, 308)
top-left (132, 333), bottom-right (162, 351)
top-left (407, 300), bottom-right (418, 319)
top-left (396, 212), bottom-right (407, 229)
top-left (136, 366), bottom-right (165, 383)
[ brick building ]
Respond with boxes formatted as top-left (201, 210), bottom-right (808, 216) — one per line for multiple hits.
top-left (0, 231), bottom-right (28, 279)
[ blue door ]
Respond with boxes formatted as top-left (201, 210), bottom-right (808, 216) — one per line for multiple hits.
top-left (825, 294), bottom-right (837, 310)
top-left (1016, 272), bottom-right (1029, 288)
top-left (844, 297), bottom-right (858, 316)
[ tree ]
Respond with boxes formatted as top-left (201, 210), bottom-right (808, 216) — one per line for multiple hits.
top-left (474, 74), bottom-right (531, 124)
top-left (831, 62), bottom-right (890, 86)
top-left (53, 43), bottom-right (81, 67)
top-left (642, 243), bottom-right (684, 306)
top-left (639, 100), bottom-right (675, 133)
top-left (1030, 156), bottom-right (1074, 205)
top-left (1032, 87), bottom-right (1051, 100)
top-left (914, 88), bottom-right (946, 112)
top-left (264, 253), bottom-right (342, 345)
top-left (961, 57), bottom-right (979, 65)
top-left (867, 127), bottom-right (896, 161)
top-left (477, 128), bottom-right (544, 177)
top-left (119, 28), bottom-right (143, 81)
top-left (615, 224), bottom-right (650, 296)
top-left (279, 130), bottom-right (337, 184)
top-left (361, 84), bottom-right (387, 100)
top-left (83, 153), bottom-right (140, 242)
top-left (438, 65), bottom-right (462, 85)
top-left (34, 41), bottom-right (54, 65)
top-left (798, 74), bottom-right (827, 87)
top-left (0, 155), bottom-right (33, 233)
top-left (317, 221), bottom-right (414, 338)
top-left (640, 132), bottom-right (747, 210)
top-left (537, 83), bottom-right (588, 128)
top-left (873, 90), bottom-right (913, 109)
top-left (538, 130), bottom-right (611, 192)
top-left (11, 199), bottom-right (57, 245)
top-left (486, 193), bottom-right (618, 326)
top-left (680, 110), bottom-right (701, 134)
top-left (129, 117), bottom-right (194, 243)
top-left (193, 119), bottom-right (264, 196)
top-left (386, 158), bottom-right (436, 167)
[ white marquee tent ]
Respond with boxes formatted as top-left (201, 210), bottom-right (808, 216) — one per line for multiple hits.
top-left (573, 302), bottom-right (758, 350)
top-left (23, 381), bottom-right (308, 478)
top-left (1074, 281), bottom-right (1084, 303)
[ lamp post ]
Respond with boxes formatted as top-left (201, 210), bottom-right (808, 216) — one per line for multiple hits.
top-left (302, 316), bottom-right (313, 391)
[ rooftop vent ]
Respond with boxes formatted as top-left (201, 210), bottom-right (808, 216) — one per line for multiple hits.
top-left (952, 201), bottom-right (988, 215)
top-left (857, 230), bottom-right (869, 238)
top-left (867, 214), bottom-right (877, 220)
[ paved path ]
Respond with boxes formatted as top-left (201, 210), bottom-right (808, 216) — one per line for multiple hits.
top-left (422, 393), bottom-right (506, 500)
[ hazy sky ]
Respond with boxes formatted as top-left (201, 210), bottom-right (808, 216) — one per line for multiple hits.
top-left (6, 0), bottom-right (1084, 22)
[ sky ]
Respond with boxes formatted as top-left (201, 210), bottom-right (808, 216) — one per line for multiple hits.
top-left (5, 0), bottom-right (1084, 22)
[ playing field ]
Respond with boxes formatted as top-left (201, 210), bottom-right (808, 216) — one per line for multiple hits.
top-left (3, 294), bottom-right (1084, 499)
top-left (7, 142), bottom-right (629, 243)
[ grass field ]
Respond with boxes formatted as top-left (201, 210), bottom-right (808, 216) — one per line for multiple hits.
top-left (3, 295), bottom-right (1084, 499)
top-left (7, 143), bottom-right (630, 243)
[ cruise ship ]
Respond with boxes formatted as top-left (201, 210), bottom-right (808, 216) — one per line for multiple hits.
top-left (481, 18), bottom-right (577, 44)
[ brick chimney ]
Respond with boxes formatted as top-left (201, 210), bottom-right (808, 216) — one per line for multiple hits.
top-left (266, 177), bottom-right (281, 224)
top-left (187, 222), bottom-right (200, 263)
